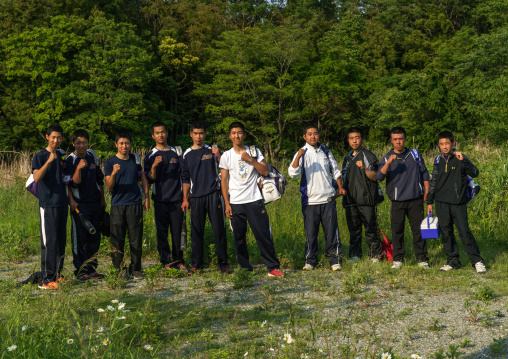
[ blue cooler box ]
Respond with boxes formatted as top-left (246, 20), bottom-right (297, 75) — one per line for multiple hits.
top-left (421, 214), bottom-right (440, 239)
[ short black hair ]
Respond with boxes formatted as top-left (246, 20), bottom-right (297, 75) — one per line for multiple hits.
top-left (389, 126), bottom-right (406, 138)
top-left (303, 123), bottom-right (318, 135)
top-left (229, 121), bottom-right (245, 133)
top-left (72, 129), bottom-right (90, 143)
top-left (191, 121), bottom-right (207, 132)
top-left (346, 127), bottom-right (363, 138)
top-left (437, 131), bottom-right (454, 142)
top-left (46, 124), bottom-right (64, 137)
top-left (115, 130), bottom-right (132, 142)
top-left (151, 121), bottom-right (168, 134)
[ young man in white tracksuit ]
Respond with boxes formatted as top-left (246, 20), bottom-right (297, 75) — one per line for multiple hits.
top-left (288, 124), bottom-right (345, 271)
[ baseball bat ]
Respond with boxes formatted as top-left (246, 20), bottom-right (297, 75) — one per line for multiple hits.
top-left (181, 209), bottom-right (187, 251)
top-left (75, 208), bottom-right (96, 235)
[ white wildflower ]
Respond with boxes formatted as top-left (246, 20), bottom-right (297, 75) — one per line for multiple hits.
top-left (67, 339), bottom-right (74, 344)
top-left (97, 308), bottom-right (104, 313)
top-left (107, 305), bottom-right (115, 311)
top-left (144, 345), bottom-right (153, 351)
top-left (7, 345), bottom-right (17, 352)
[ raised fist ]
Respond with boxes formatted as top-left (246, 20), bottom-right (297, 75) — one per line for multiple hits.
top-left (356, 160), bottom-right (365, 170)
top-left (241, 151), bottom-right (253, 163)
top-left (297, 148), bottom-right (305, 157)
top-left (153, 156), bottom-right (163, 167)
top-left (455, 152), bottom-right (463, 160)
top-left (47, 152), bottom-right (58, 163)
top-left (77, 159), bottom-right (87, 170)
top-left (387, 154), bottom-right (397, 164)
top-left (112, 163), bottom-right (121, 175)
top-left (211, 146), bottom-right (220, 156)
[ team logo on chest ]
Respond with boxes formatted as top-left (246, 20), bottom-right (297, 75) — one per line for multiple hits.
top-left (170, 158), bottom-right (179, 164)
top-left (201, 154), bottom-right (213, 160)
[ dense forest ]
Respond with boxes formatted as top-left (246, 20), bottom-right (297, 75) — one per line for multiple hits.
top-left (0, 0), bottom-right (506, 157)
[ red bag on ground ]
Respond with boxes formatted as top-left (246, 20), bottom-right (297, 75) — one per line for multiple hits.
top-left (380, 230), bottom-right (393, 263)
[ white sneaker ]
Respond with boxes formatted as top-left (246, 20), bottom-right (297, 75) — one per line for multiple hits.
top-left (418, 262), bottom-right (430, 269)
top-left (391, 261), bottom-right (403, 269)
top-left (440, 265), bottom-right (454, 271)
top-left (371, 258), bottom-right (380, 264)
top-left (350, 256), bottom-right (360, 263)
top-left (475, 262), bottom-right (486, 274)
top-left (302, 263), bottom-right (314, 271)
top-left (331, 264), bottom-right (342, 271)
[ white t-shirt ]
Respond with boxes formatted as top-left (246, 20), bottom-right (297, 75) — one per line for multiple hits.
top-left (219, 146), bottom-right (264, 204)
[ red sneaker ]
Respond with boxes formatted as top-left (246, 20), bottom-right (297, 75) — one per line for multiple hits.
top-left (267, 269), bottom-right (284, 277)
top-left (189, 267), bottom-right (204, 275)
top-left (38, 282), bottom-right (58, 290)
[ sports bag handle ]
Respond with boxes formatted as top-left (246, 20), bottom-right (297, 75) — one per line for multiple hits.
top-left (427, 213), bottom-right (433, 229)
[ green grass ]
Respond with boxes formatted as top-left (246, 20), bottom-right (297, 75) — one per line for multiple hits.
top-left (1, 142), bottom-right (508, 357)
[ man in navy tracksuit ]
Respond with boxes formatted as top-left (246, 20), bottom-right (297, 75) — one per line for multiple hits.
top-left (181, 122), bottom-right (228, 274)
top-left (288, 124), bottom-right (345, 271)
top-left (341, 127), bottom-right (383, 262)
top-left (219, 122), bottom-right (284, 277)
top-left (377, 127), bottom-right (430, 269)
top-left (426, 131), bottom-right (486, 273)
top-left (32, 124), bottom-right (69, 290)
top-left (65, 129), bottom-right (106, 282)
top-left (105, 131), bottom-right (150, 279)
top-left (144, 121), bottom-right (187, 271)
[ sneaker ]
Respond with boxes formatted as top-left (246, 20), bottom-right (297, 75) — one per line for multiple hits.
top-left (56, 275), bottom-right (66, 283)
top-left (440, 265), bottom-right (454, 271)
top-left (175, 263), bottom-right (188, 272)
top-left (88, 272), bottom-right (106, 280)
top-left (418, 262), bottom-right (430, 269)
top-left (219, 266), bottom-right (230, 274)
top-left (302, 263), bottom-right (314, 270)
top-left (350, 256), bottom-right (360, 263)
top-left (38, 282), bottom-right (58, 290)
top-left (131, 270), bottom-right (146, 280)
top-left (371, 258), bottom-right (380, 264)
top-left (331, 264), bottom-right (342, 271)
top-left (475, 262), bottom-right (487, 274)
top-left (189, 267), bottom-right (204, 275)
top-left (76, 274), bottom-right (91, 283)
top-left (267, 269), bottom-right (285, 277)
top-left (391, 261), bottom-right (403, 269)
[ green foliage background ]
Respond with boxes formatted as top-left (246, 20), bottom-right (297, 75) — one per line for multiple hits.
top-left (0, 0), bottom-right (507, 155)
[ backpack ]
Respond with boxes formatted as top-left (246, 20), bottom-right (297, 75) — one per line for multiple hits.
top-left (26, 149), bottom-right (71, 198)
top-left (248, 146), bottom-right (288, 204)
top-left (434, 155), bottom-right (480, 203)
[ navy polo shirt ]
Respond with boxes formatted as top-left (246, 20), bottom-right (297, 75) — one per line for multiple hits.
top-left (104, 154), bottom-right (142, 206)
top-left (32, 149), bottom-right (69, 208)
top-left (143, 148), bottom-right (183, 203)
top-left (65, 152), bottom-right (104, 203)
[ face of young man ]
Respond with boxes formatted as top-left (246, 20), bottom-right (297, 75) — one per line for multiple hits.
top-left (438, 138), bottom-right (455, 155)
top-left (390, 133), bottom-right (406, 152)
top-left (115, 137), bottom-right (131, 156)
top-left (152, 126), bottom-right (168, 146)
top-left (46, 131), bottom-right (63, 151)
top-left (229, 127), bottom-right (245, 146)
top-left (347, 132), bottom-right (363, 151)
top-left (303, 127), bottom-right (319, 148)
top-left (73, 137), bottom-right (89, 157)
top-left (190, 128), bottom-right (206, 146)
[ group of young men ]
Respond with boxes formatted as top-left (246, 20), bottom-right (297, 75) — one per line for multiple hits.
top-left (31, 121), bottom-right (486, 289)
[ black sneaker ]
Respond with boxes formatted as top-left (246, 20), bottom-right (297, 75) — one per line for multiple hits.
top-left (89, 272), bottom-right (106, 280)
top-left (76, 274), bottom-right (91, 283)
top-left (131, 270), bottom-right (146, 280)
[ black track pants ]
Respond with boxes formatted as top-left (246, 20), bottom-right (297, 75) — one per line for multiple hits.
top-left (110, 204), bottom-right (143, 272)
top-left (345, 205), bottom-right (382, 258)
top-left (230, 200), bottom-right (280, 271)
top-left (70, 202), bottom-right (102, 276)
top-left (390, 197), bottom-right (428, 262)
top-left (39, 206), bottom-right (68, 285)
top-left (190, 192), bottom-right (228, 269)
top-left (154, 201), bottom-right (184, 266)
top-left (435, 201), bottom-right (483, 268)
top-left (302, 201), bottom-right (342, 267)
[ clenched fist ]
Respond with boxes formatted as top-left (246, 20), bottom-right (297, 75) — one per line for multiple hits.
top-left (241, 151), bottom-right (253, 163)
top-left (152, 156), bottom-right (163, 168)
top-left (77, 159), bottom-right (87, 170)
top-left (455, 152), bottom-right (464, 160)
top-left (112, 163), bottom-right (121, 175)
